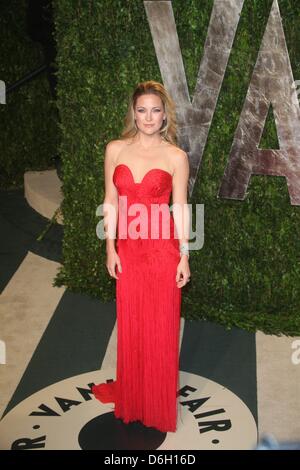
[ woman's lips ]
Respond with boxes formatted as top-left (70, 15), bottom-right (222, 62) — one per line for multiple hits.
top-left (144, 124), bottom-right (154, 127)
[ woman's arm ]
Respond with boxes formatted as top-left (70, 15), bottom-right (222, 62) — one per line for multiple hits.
top-left (103, 141), bottom-right (119, 253)
top-left (171, 149), bottom-right (190, 257)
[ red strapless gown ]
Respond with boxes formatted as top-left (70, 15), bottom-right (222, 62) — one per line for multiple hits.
top-left (92, 163), bottom-right (182, 432)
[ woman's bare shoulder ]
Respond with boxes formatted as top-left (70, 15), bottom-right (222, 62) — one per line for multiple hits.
top-left (165, 141), bottom-right (186, 156)
top-left (106, 138), bottom-right (130, 152)
top-left (165, 142), bottom-right (189, 172)
top-left (105, 138), bottom-right (131, 162)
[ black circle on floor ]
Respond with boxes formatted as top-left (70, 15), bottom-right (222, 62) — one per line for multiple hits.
top-left (78, 412), bottom-right (166, 450)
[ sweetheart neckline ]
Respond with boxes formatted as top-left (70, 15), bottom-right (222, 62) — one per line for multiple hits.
top-left (114, 163), bottom-right (173, 185)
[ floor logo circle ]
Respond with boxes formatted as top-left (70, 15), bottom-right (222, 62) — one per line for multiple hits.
top-left (0, 369), bottom-right (257, 449)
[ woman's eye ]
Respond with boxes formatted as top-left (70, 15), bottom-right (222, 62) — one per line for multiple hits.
top-left (137, 109), bottom-right (161, 112)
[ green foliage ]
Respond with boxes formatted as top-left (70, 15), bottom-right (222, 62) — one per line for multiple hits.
top-left (0, 0), bottom-right (59, 189)
top-left (53, 0), bottom-right (300, 335)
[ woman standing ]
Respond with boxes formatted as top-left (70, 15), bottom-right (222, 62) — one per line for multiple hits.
top-left (93, 81), bottom-right (191, 433)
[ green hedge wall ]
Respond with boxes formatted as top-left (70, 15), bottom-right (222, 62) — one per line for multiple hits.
top-left (53, 0), bottom-right (300, 335)
top-left (0, 0), bottom-right (59, 189)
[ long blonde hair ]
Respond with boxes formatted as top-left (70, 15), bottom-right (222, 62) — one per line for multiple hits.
top-left (120, 80), bottom-right (180, 147)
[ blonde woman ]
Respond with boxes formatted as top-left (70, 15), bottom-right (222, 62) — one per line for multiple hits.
top-left (93, 81), bottom-right (191, 433)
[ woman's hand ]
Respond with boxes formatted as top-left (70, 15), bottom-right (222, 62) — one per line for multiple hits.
top-left (176, 255), bottom-right (191, 288)
top-left (106, 249), bottom-right (122, 280)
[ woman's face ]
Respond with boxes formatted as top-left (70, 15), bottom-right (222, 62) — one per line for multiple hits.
top-left (134, 94), bottom-right (166, 135)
